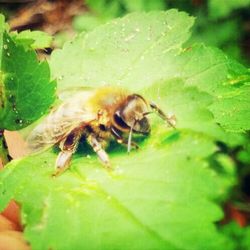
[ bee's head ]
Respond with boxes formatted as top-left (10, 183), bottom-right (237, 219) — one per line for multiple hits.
top-left (113, 94), bottom-right (150, 134)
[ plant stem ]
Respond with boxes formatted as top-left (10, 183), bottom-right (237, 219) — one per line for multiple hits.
top-left (0, 130), bottom-right (12, 166)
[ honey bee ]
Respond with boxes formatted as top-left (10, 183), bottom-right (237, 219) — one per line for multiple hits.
top-left (27, 86), bottom-right (176, 175)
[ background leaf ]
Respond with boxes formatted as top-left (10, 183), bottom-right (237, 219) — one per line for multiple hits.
top-left (208, 0), bottom-right (250, 19)
top-left (0, 14), bottom-right (56, 130)
top-left (11, 30), bottom-right (53, 50)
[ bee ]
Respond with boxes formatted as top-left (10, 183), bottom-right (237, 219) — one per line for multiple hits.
top-left (27, 86), bottom-right (176, 175)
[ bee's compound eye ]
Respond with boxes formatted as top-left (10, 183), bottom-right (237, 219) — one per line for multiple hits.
top-left (114, 112), bottom-right (130, 129)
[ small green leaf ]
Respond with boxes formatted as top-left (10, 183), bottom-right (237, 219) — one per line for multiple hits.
top-left (0, 15), bottom-right (56, 130)
top-left (73, 14), bottom-right (103, 33)
top-left (11, 30), bottom-right (53, 50)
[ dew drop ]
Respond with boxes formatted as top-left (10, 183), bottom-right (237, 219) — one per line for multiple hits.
top-left (7, 52), bottom-right (10, 57)
top-left (15, 118), bottom-right (23, 124)
top-left (124, 33), bottom-right (136, 42)
top-left (3, 44), bottom-right (7, 50)
top-left (115, 166), bottom-right (124, 175)
top-left (6, 39), bottom-right (10, 43)
top-left (86, 154), bottom-right (91, 159)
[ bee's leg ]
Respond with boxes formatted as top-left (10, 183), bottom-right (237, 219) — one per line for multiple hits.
top-left (54, 129), bottom-right (82, 176)
top-left (87, 134), bottom-right (111, 169)
top-left (149, 102), bottom-right (176, 128)
top-left (111, 127), bottom-right (139, 150)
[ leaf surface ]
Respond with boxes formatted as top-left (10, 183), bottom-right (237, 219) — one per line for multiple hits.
top-left (0, 132), bottom-right (233, 250)
top-left (0, 15), bottom-right (56, 130)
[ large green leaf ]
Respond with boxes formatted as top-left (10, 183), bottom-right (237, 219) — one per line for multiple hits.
top-left (1, 9), bottom-right (249, 250)
top-left (51, 10), bottom-right (194, 93)
top-left (0, 15), bottom-right (56, 130)
top-left (0, 131), bottom-right (234, 250)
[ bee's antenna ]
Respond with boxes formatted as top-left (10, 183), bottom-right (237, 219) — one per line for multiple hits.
top-left (143, 111), bottom-right (153, 116)
top-left (150, 102), bottom-right (176, 128)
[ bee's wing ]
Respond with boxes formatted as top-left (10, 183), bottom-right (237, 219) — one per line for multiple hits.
top-left (59, 86), bottom-right (94, 101)
top-left (27, 92), bottom-right (96, 152)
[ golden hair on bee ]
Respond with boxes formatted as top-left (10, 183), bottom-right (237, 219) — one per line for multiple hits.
top-left (27, 85), bottom-right (176, 176)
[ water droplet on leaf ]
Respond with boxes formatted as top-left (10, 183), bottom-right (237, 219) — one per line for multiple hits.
top-left (15, 119), bottom-right (23, 124)
top-left (124, 33), bottom-right (136, 42)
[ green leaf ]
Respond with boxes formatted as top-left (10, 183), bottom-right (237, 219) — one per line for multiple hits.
top-left (221, 223), bottom-right (250, 250)
top-left (0, 132), bottom-right (234, 250)
top-left (142, 79), bottom-right (242, 145)
top-left (208, 0), bottom-right (250, 19)
top-left (0, 15), bottom-right (56, 130)
top-left (176, 45), bottom-right (250, 132)
top-left (51, 10), bottom-right (195, 93)
top-left (86, 0), bottom-right (122, 19)
top-left (188, 17), bottom-right (242, 62)
top-left (73, 14), bottom-right (103, 33)
top-left (11, 30), bottom-right (53, 50)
